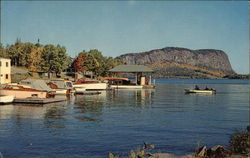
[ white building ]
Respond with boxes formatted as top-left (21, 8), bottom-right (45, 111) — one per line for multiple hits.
top-left (0, 58), bottom-right (11, 84)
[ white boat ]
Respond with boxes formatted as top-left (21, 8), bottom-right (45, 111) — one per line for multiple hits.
top-left (54, 89), bottom-right (68, 95)
top-left (0, 95), bottom-right (14, 104)
top-left (73, 80), bottom-right (108, 91)
top-left (47, 79), bottom-right (74, 95)
top-left (185, 89), bottom-right (216, 94)
top-left (74, 87), bottom-right (87, 94)
top-left (110, 85), bottom-right (143, 89)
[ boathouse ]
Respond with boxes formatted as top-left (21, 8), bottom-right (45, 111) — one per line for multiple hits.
top-left (108, 65), bottom-right (154, 88)
top-left (0, 58), bottom-right (11, 84)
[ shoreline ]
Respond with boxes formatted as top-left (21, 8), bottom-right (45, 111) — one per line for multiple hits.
top-left (153, 153), bottom-right (247, 158)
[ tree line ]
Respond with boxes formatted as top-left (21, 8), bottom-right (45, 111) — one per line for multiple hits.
top-left (0, 39), bottom-right (122, 77)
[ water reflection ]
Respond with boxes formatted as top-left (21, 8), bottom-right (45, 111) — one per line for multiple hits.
top-left (74, 116), bottom-right (102, 122)
top-left (0, 104), bottom-right (58, 119)
top-left (0, 80), bottom-right (248, 158)
top-left (43, 105), bottom-right (67, 131)
top-left (108, 89), bottom-right (155, 108)
top-left (0, 89), bottom-right (155, 121)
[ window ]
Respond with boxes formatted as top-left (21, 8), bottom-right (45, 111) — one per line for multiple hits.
top-left (5, 74), bottom-right (8, 79)
top-left (66, 82), bottom-right (73, 88)
top-left (6, 62), bottom-right (8, 67)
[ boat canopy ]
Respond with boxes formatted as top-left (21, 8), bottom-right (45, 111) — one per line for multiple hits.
top-left (19, 79), bottom-right (54, 92)
top-left (109, 65), bottom-right (153, 73)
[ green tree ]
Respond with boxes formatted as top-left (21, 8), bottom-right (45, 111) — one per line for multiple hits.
top-left (0, 43), bottom-right (8, 58)
top-left (22, 42), bottom-right (36, 66)
top-left (75, 49), bottom-right (122, 77)
top-left (40, 44), bottom-right (69, 78)
top-left (55, 45), bottom-right (70, 74)
top-left (84, 49), bottom-right (101, 74)
top-left (8, 40), bottom-right (23, 66)
top-left (7, 40), bottom-right (36, 66)
top-left (101, 57), bottom-right (122, 76)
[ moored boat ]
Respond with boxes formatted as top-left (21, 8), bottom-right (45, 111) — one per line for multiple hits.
top-left (47, 79), bottom-right (74, 95)
top-left (74, 87), bottom-right (87, 94)
top-left (73, 80), bottom-right (108, 91)
top-left (18, 79), bottom-right (55, 92)
top-left (0, 95), bottom-right (14, 104)
top-left (111, 84), bottom-right (143, 89)
top-left (0, 85), bottom-right (55, 99)
top-left (18, 78), bottom-right (74, 95)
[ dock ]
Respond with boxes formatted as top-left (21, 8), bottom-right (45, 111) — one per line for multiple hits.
top-left (75, 91), bottom-right (101, 95)
top-left (13, 98), bottom-right (67, 104)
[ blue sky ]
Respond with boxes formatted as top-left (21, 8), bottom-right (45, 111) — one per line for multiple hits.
top-left (1, 1), bottom-right (249, 74)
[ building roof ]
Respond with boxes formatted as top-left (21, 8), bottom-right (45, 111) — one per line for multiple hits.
top-left (109, 65), bottom-right (153, 73)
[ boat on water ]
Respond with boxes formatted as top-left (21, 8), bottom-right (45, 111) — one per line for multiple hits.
top-left (111, 84), bottom-right (143, 89)
top-left (185, 89), bottom-right (216, 94)
top-left (73, 87), bottom-right (87, 94)
top-left (18, 78), bottom-right (73, 95)
top-left (0, 95), bottom-right (14, 104)
top-left (18, 79), bottom-right (55, 92)
top-left (73, 80), bottom-right (108, 92)
top-left (47, 79), bottom-right (74, 95)
top-left (0, 85), bottom-right (55, 99)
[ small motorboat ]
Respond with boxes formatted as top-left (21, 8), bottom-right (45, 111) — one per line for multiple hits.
top-left (185, 89), bottom-right (216, 94)
top-left (73, 80), bottom-right (108, 91)
top-left (0, 95), bottom-right (14, 104)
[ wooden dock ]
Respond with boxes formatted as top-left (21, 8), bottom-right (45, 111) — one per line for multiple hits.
top-left (13, 98), bottom-right (66, 104)
top-left (75, 91), bottom-right (101, 95)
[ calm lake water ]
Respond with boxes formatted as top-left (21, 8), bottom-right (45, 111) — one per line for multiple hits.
top-left (0, 79), bottom-right (249, 158)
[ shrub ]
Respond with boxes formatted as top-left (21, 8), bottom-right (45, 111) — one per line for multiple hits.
top-left (229, 129), bottom-right (250, 155)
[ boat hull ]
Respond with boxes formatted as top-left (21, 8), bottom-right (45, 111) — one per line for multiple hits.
top-left (55, 89), bottom-right (68, 95)
top-left (185, 89), bottom-right (216, 94)
top-left (73, 83), bottom-right (108, 91)
top-left (0, 95), bottom-right (14, 104)
top-left (0, 87), bottom-right (49, 99)
top-left (74, 87), bottom-right (87, 94)
top-left (111, 85), bottom-right (143, 89)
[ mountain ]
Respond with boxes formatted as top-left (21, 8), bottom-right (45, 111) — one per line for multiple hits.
top-left (116, 47), bottom-right (235, 78)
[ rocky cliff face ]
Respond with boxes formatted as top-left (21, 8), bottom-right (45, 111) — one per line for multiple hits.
top-left (116, 47), bottom-right (235, 78)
